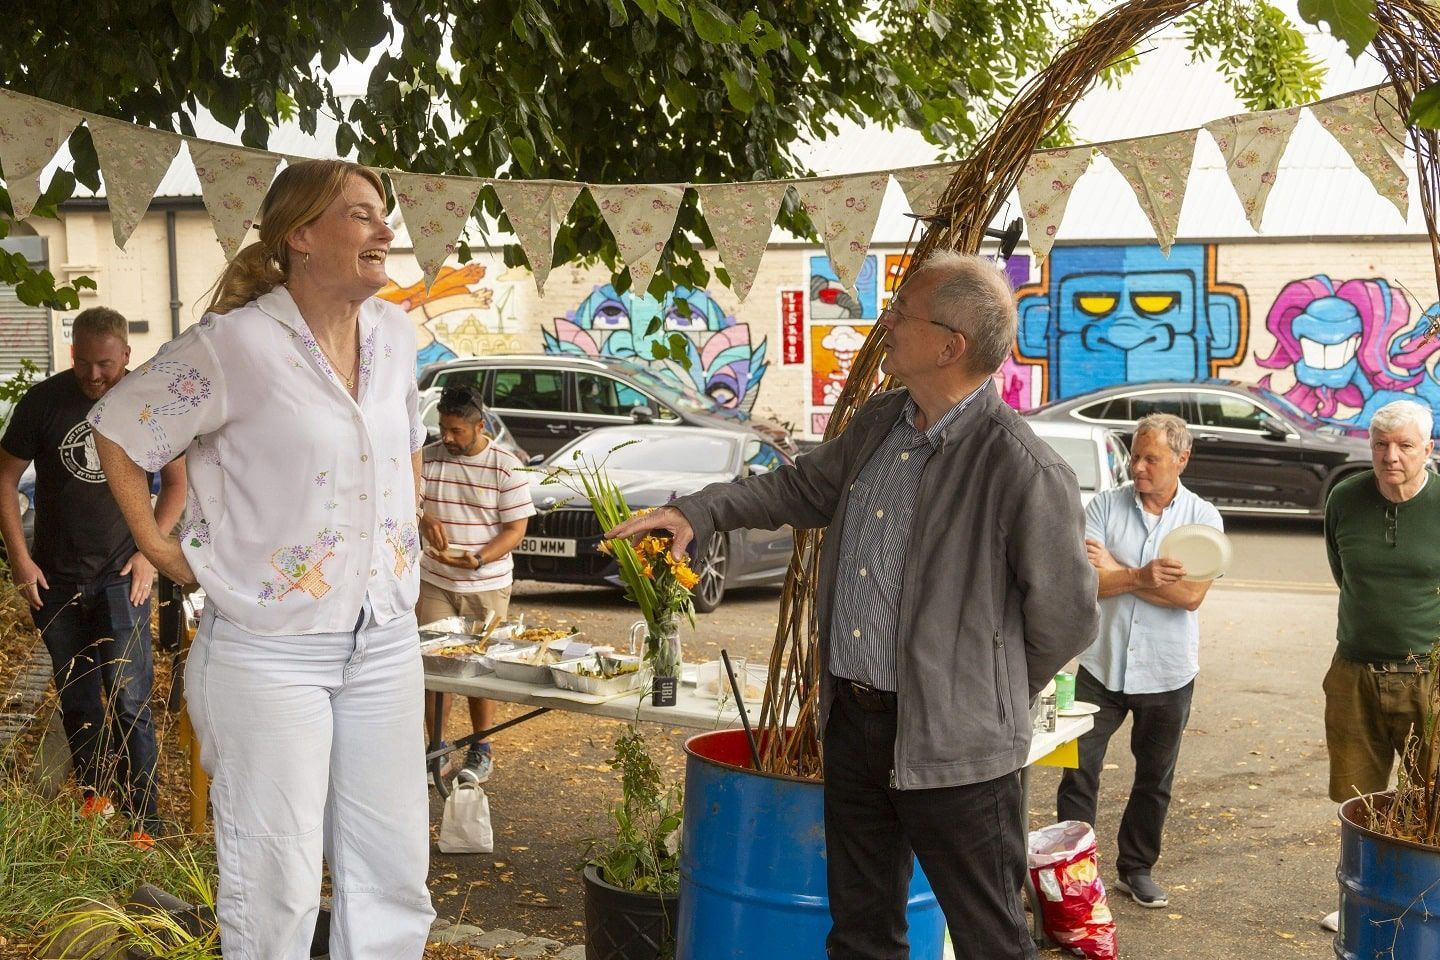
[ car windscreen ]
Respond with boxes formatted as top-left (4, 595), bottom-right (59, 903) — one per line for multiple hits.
top-left (617, 365), bottom-right (730, 418)
top-left (1249, 385), bottom-right (1325, 428)
top-left (1037, 436), bottom-right (1100, 491)
top-left (560, 433), bottom-right (734, 473)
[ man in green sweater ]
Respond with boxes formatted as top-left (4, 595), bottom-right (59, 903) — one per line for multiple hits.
top-left (1321, 399), bottom-right (1440, 930)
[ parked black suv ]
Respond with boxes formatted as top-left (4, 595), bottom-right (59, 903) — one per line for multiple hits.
top-left (417, 354), bottom-right (797, 459)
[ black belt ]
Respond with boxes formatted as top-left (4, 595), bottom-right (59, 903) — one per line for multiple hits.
top-left (838, 678), bottom-right (897, 712)
top-left (1363, 659), bottom-right (1431, 674)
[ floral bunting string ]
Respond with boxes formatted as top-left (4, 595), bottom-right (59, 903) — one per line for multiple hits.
top-left (892, 162), bottom-right (963, 219)
top-left (793, 174), bottom-right (890, 291)
top-left (386, 171), bottom-right (484, 289)
top-left (1203, 107), bottom-right (1301, 231)
top-left (88, 116), bottom-right (182, 248)
top-left (1016, 148), bottom-right (1094, 260)
top-left (490, 180), bottom-right (583, 295)
top-left (589, 183), bottom-right (686, 296)
top-left (692, 181), bottom-right (789, 301)
top-left (1101, 129), bottom-right (1199, 254)
top-left (1311, 88), bottom-right (1410, 218)
top-left (0, 88), bottom-right (82, 220)
top-left (186, 140), bottom-right (281, 260)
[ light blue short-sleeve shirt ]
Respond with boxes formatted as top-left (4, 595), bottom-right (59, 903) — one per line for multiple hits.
top-left (1081, 481), bottom-right (1223, 695)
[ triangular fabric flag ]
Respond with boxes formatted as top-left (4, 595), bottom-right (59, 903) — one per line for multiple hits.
top-left (88, 115), bottom-right (182, 248)
top-left (0, 88), bottom-right (83, 220)
top-left (1101, 130), bottom-right (1198, 254)
top-left (693, 181), bottom-right (788, 301)
top-left (1016, 147), bottom-right (1094, 259)
top-left (187, 140), bottom-right (282, 260)
top-left (1203, 107), bottom-right (1301, 231)
top-left (386, 171), bottom-right (483, 289)
top-left (590, 183), bottom-right (686, 296)
top-left (491, 179), bottom-right (583, 294)
top-left (1311, 88), bottom-right (1410, 218)
top-left (892, 162), bottom-right (962, 218)
top-left (793, 173), bottom-right (889, 290)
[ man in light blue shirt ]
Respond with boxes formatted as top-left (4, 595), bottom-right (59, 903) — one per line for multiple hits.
top-left (1055, 413), bottom-right (1222, 910)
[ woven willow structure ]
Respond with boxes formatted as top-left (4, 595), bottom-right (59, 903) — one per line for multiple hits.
top-left (756, 0), bottom-right (1440, 782)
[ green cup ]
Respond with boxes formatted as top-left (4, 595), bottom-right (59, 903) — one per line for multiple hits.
top-left (1054, 671), bottom-right (1076, 712)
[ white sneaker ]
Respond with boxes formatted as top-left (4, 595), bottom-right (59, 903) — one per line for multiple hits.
top-left (1320, 911), bottom-right (1339, 932)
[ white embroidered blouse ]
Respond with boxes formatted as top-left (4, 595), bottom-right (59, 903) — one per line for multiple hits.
top-left (89, 286), bottom-right (426, 636)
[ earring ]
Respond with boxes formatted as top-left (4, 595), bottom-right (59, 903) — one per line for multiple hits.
top-left (304, 252), bottom-right (311, 269)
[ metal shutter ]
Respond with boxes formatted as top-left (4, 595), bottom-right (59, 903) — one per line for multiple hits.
top-left (0, 283), bottom-right (52, 377)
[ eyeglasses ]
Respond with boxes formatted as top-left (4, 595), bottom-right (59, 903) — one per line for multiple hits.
top-left (881, 303), bottom-right (957, 333)
top-left (1385, 503), bottom-right (1397, 547)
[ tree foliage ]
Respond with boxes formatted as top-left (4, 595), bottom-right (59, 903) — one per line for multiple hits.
top-left (2, 0), bottom-right (1330, 306)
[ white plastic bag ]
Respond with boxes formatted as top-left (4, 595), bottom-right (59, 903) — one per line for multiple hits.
top-left (438, 783), bottom-right (494, 854)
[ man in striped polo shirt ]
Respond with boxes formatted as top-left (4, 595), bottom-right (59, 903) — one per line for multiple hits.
top-left (419, 385), bottom-right (535, 784)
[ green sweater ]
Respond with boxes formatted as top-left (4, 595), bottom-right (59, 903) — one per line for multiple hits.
top-left (1325, 470), bottom-right (1440, 662)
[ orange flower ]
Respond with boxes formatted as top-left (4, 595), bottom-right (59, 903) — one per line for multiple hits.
top-left (673, 564), bottom-right (700, 590)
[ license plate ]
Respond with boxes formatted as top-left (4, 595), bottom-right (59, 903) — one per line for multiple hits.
top-left (516, 536), bottom-right (577, 558)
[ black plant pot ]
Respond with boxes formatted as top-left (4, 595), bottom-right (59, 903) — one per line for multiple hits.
top-left (582, 863), bottom-right (680, 960)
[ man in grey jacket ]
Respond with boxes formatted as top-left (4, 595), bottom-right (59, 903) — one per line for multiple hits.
top-left (607, 251), bottom-right (1099, 959)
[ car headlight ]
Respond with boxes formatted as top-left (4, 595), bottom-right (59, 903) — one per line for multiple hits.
top-left (16, 492), bottom-right (29, 515)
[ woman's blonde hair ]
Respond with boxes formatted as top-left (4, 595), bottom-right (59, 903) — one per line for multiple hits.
top-left (204, 159), bottom-right (386, 314)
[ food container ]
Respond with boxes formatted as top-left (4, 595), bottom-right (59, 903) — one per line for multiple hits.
top-left (489, 637), bottom-right (589, 684)
top-left (419, 615), bottom-right (493, 642)
top-left (551, 655), bottom-right (652, 696)
top-left (695, 660), bottom-right (767, 702)
top-left (420, 635), bottom-right (493, 679)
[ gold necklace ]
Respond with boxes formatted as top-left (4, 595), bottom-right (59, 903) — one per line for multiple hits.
top-left (315, 340), bottom-right (358, 390)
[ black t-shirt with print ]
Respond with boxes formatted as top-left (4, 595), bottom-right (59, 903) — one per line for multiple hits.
top-left (2, 370), bottom-right (139, 583)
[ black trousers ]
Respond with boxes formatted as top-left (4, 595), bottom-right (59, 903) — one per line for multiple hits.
top-left (1054, 667), bottom-right (1194, 877)
top-left (822, 683), bottom-right (1036, 960)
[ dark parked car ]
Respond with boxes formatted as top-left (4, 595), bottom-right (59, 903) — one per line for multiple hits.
top-left (417, 354), bottom-right (797, 460)
top-left (1023, 380), bottom-right (1377, 517)
top-left (516, 425), bottom-right (794, 611)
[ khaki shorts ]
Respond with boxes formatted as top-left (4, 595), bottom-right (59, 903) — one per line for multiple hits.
top-left (1323, 652), bottom-right (1437, 802)
top-left (417, 579), bottom-right (511, 627)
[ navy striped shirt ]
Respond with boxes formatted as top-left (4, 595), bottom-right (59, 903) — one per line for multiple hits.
top-left (829, 384), bottom-right (990, 691)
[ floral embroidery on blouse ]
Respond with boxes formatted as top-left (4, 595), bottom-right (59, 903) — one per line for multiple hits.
top-left (89, 360), bottom-right (212, 472)
top-left (382, 517), bottom-right (420, 576)
top-left (314, 471), bottom-right (329, 486)
top-left (359, 327), bottom-right (377, 395)
top-left (258, 528), bottom-right (344, 604)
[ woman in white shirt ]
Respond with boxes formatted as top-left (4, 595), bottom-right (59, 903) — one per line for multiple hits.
top-left (92, 159), bottom-right (434, 960)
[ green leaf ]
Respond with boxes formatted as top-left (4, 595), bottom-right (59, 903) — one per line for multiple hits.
top-left (173, 0), bottom-right (214, 34)
top-left (644, 317), bottom-right (663, 337)
top-left (510, 134), bottom-right (537, 175)
top-left (606, 0), bottom-right (628, 27)
top-left (688, 0), bottom-right (735, 44)
top-left (1296, 0), bottom-right (1377, 58)
top-left (1409, 82), bottom-right (1440, 129)
top-left (722, 70), bottom-right (755, 113)
top-left (663, 74), bottom-right (699, 112)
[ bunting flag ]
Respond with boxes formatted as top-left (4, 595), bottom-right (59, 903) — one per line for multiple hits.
top-left (187, 140), bottom-right (282, 259)
top-left (1101, 130), bottom-right (1198, 254)
top-left (893, 162), bottom-right (963, 218)
top-left (89, 116), bottom-right (182, 248)
top-left (1016, 148), bottom-right (1094, 260)
top-left (1204, 107), bottom-right (1301, 231)
top-left (590, 183), bottom-right (686, 296)
top-left (0, 88), bottom-right (82, 220)
top-left (793, 174), bottom-right (890, 290)
top-left (386, 171), bottom-right (484, 289)
top-left (1311, 88), bottom-right (1410, 218)
top-left (490, 179), bottom-right (583, 294)
top-left (693, 181), bottom-right (788, 301)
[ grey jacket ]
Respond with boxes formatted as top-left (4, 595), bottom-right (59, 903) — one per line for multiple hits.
top-left (674, 386), bottom-right (1099, 789)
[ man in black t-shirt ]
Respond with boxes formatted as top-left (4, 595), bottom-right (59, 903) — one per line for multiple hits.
top-left (0, 307), bottom-right (185, 841)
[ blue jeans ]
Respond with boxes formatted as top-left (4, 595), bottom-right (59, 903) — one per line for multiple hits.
top-left (35, 576), bottom-right (158, 821)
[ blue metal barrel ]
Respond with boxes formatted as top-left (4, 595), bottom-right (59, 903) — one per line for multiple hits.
top-left (1336, 795), bottom-right (1440, 959)
top-left (676, 729), bottom-right (945, 959)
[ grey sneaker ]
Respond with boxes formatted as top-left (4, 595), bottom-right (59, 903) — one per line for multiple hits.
top-left (455, 744), bottom-right (493, 786)
top-left (1115, 873), bottom-right (1169, 908)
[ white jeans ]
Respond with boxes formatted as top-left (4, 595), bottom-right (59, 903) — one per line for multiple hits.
top-left (188, 602), bottom-right (434, 959)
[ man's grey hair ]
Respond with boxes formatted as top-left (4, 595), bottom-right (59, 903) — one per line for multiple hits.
top-left (1370, 399), bottom-right (1433, 440)
top-left (1135, 413), bottom-right (1193, 459)
top-left (908, 250), bottom-right (1017, 373)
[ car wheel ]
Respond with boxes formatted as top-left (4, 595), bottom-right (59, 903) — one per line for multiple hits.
top-left (692, 532), bottom-right (729, 613)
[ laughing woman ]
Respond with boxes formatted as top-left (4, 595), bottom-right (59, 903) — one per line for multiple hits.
top-left (90, 159), bottom-right (434, 960)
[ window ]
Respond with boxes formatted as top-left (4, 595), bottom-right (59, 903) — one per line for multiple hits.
top-left (432, 368), bottom-right (484, 392)
top-left (1106, 435), bottom-right (1130, 485)
top-left (1042, 437), bottom-right (1100, 491)
top-left (1077, 398), bottom-right (1129, 422)
top-left (491, 369), bottom-right (564, 411)
top-left (575, 373), bottom-right (649, 417)
top-left (1196, 393), bottom-right (1268, 431)
top-left (1127, 392), bottom-right (1189, 419)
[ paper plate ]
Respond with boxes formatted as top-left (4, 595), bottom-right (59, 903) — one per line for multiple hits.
top-left (1058, 701), bottom-right (1100, 717)
top-left (1158, 524), bottom-right (1232, 582)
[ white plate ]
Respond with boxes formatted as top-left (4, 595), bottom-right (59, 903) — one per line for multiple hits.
top-left (1058, 701), bottom-right (1100, 717)
top-left (1158, 524), bottom-right (1232, 581)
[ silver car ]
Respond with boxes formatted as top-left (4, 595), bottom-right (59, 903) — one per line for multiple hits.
top-left (1027, 420), bottom-right (1131, 507)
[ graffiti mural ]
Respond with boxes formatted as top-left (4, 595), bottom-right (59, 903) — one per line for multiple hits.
top-left (809, 323), bottom-right (873, 436)
top-left (544, 284), bottom-right (768, 413)
top-left (1014, 245), bottom-right (1249, 403)
top-left (379, 263), bottom-right (528, 375)
top-left (1257, 275), bottom-right (1440, 433)
top-left (812, 254), bottom-right (878, 320)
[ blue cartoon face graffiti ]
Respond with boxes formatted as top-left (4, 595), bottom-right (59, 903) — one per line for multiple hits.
top-left (1290, 294), bottom-right (1363, 390)
top-left (1016, 245), bottom-right (1245, 401)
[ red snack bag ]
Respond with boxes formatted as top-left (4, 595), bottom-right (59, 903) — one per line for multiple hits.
top-left (1027, 821), bottom-right (1118, 960)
